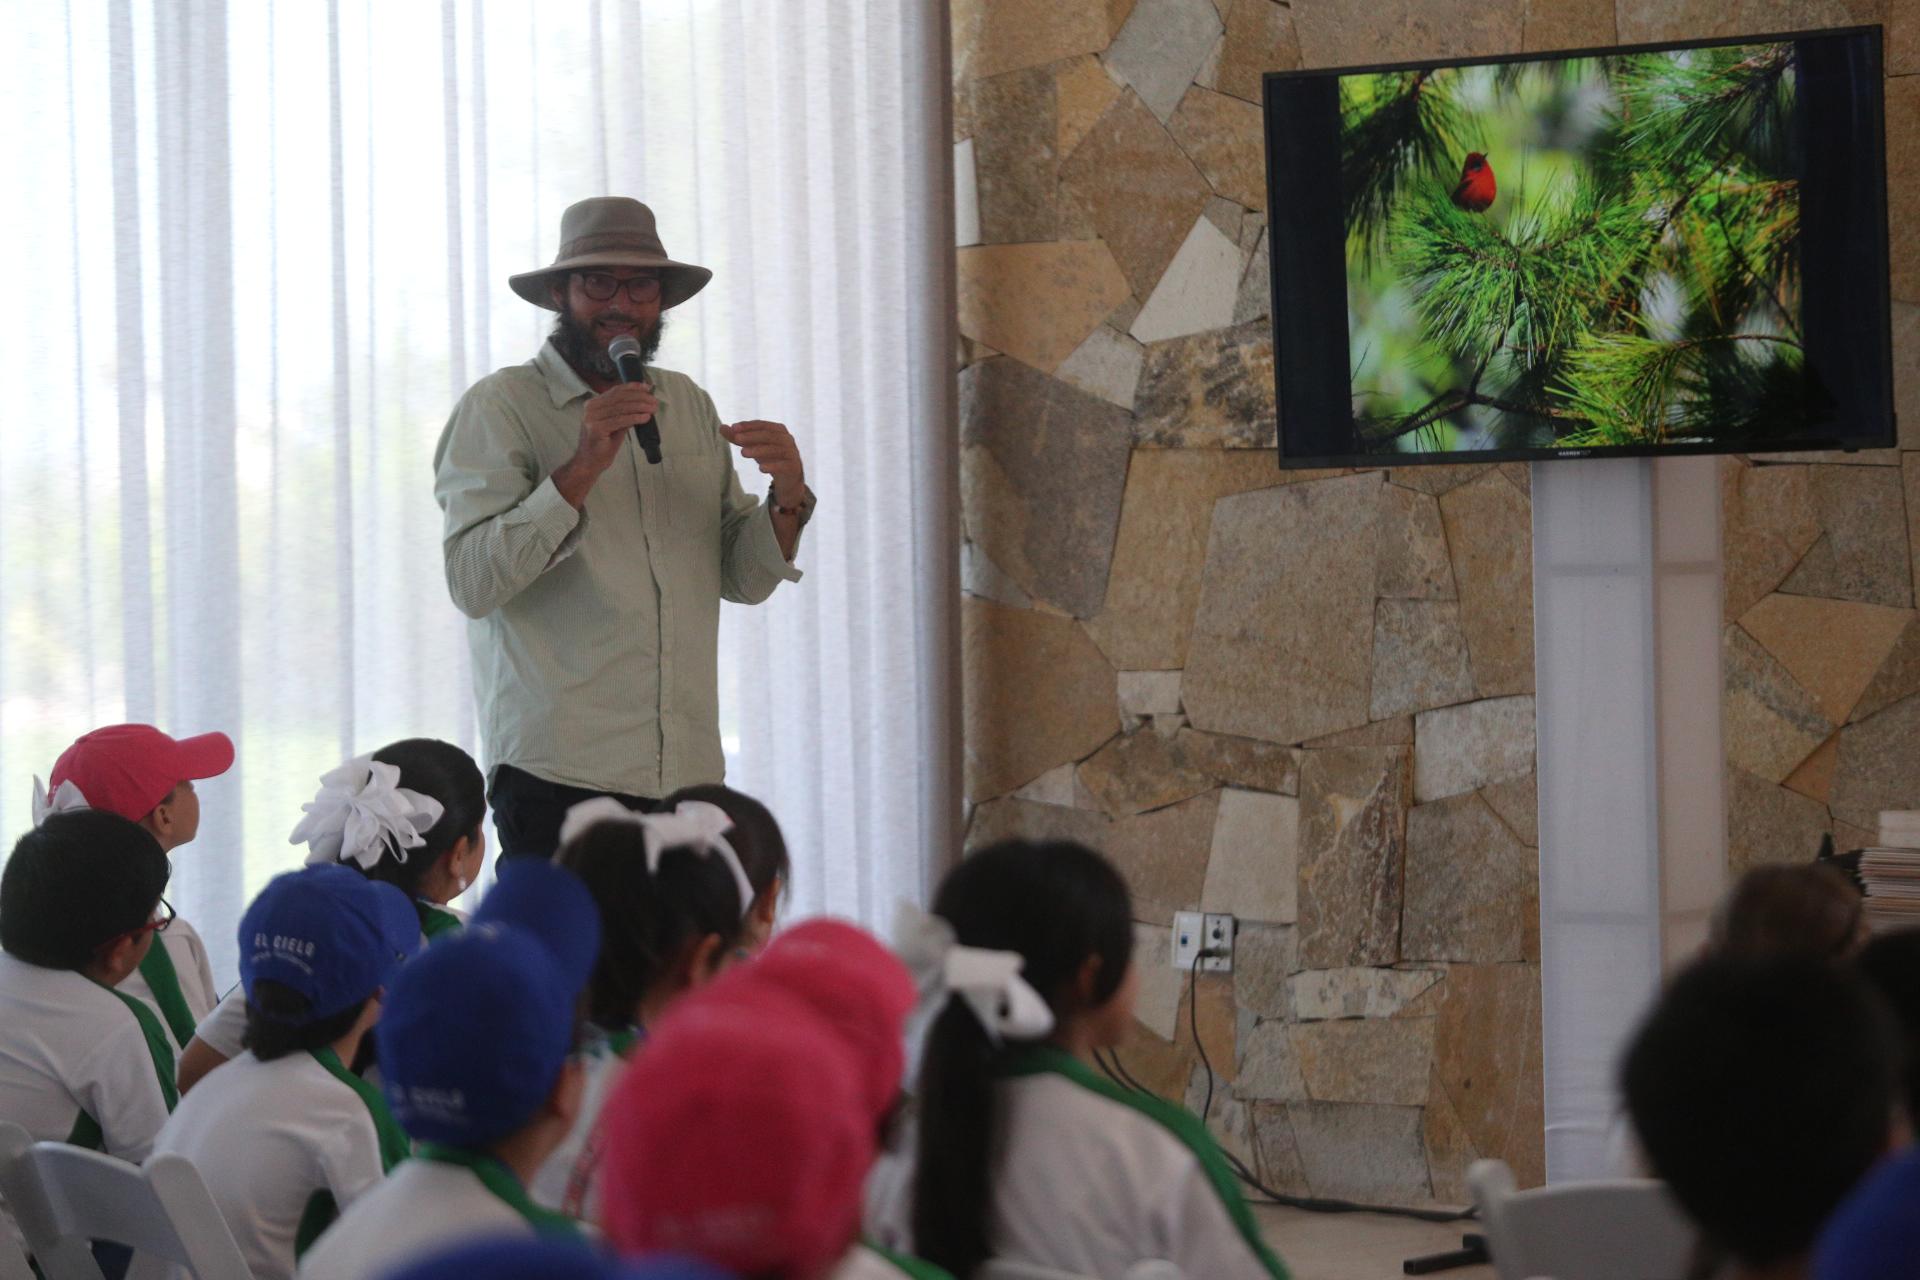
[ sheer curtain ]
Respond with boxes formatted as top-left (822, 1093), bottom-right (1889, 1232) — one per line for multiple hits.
top-left (0, 0), bottom-right (957, 984)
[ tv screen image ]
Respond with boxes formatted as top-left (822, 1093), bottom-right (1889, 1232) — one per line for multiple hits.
top-left (1266, 28), bottom-right (1894, 467)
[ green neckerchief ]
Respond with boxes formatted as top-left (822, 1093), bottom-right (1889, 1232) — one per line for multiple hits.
top-left (599, 1024), bottom-right (643, 1060)
top-left (136, 937), bottom-right (200, 1049)
top-left (65, 975), bottom-right (181, 1151)
top-left (415, 1142), bottom-right (584, 1240)
top-left (999, 1046), bottom-right (1290, 1280)
top-left (416, 902), bottom-right (463, 940)
top-left (861, 1238), bottom-right (957, 1280)
top-left (294, 1046), bottom-right (415, 1257)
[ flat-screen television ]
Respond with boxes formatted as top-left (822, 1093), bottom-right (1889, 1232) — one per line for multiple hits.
top-left (1263, 26), bottom-right (1894, 468)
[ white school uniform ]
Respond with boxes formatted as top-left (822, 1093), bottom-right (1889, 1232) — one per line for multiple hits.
top-left (528, 1029), bottom-right (635, 1216)
top-left (865, 1050), bottom-right (1284, 1280)
top-left (0, 952), bottom-right (174, 1246)
top-left (828, 1243), bottom-right (951, 1279)
top-left (299, 1152), bottom-right (563, 1280)
top-left (151, 1049), bottom-right (390, 1280)
top-left (118, 918), bottom-right (219, 1050)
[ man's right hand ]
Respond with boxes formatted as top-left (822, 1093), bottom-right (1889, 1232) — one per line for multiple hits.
top-left (551, 382), bottom-right (659, 509)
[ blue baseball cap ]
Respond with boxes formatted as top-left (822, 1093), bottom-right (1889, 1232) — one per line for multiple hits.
top-left (377, 1237), bottom-right (734, 1280)
top-left (1814, 1146), bottom-right (1920, 1280)
top-left (377, 860), bottom-right (601, 1147)
top-left (238, 864), bottom-right (420, 1022)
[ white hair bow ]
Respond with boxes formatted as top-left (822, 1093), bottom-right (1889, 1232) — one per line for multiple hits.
top-left (558, 797), bottom-right (755, 917)
top-left (893, 900), bottom-right (1054, 1046)
top-left (288, 755), bottom-right (446, 871)
top-left (30, 777), bottom-right (90, 827)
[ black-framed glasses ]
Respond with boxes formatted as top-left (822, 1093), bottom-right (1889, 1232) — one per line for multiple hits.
top-left (575, 271), bottom-right (662, 304)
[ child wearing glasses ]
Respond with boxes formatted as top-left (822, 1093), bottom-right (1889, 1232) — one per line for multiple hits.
top-left (0, 809), bottom-right (178, 1244)
top-left (31, 723), bottom-right (235, 1055)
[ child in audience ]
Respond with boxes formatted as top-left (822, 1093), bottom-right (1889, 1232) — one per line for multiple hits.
top-left (530, 798), bottom-right (756, 1215)
top-left (1622, 954), bottom-right (1901, 1280)
top-left (867, 839), bottom-right (1287, 1280)
top-left (662, 782), bottom-right (790, 951)
top-left (0, 811), bottom-right (176, 1253)
top-left (384, 1237), bottom-right (734, 1280)
top-left (297, 859), bottom-right (602, 1280)
top-left (598, 985), bottom-right (888, 1279)
top-left (33, 723), bottom-right (235, 1052)
top-left (178, 738), bottom-right (486, 1091)
top-left (1812, 1142), bottom-right (1920, 1280)
top-left (1708, 862), bottom-right (1867, 962)
top-left (150, 864), bottom-right (419, 1280)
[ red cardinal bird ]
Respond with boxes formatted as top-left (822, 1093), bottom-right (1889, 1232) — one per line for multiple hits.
top-left (1451, 152), bottom-right (1496, 213)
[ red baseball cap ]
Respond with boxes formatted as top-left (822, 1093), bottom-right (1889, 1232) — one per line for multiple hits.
top-left (50, 724), bottom-right (235, 821)
top-left (711, 918), bottom-right (916, 1122)
top-left (599, 988), bottom-right (873, 1277)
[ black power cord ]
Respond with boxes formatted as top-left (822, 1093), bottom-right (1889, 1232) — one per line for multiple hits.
top-left (1094, 944), bottom-right (1476, 1228)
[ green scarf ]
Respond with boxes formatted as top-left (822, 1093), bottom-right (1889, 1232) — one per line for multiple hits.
top-left (416, 902), bottom-right (463, 940)
top-left (861, 1239), bottom-right (958, 1280)
top-left (293, 1046), bottom-right (414, 1256)
top-left (136, 938), bottom-right (200, 1048)
top-left (66, 976), bottom-right (180, 1149)
top-left (999, 1046), bottom-right (1290, 1280)
top-left (415, 1143), bottom-right (584, 1240)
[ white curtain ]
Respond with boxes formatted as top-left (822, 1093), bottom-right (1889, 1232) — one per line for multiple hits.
top-left (0, 0), bottom-right (957, 984)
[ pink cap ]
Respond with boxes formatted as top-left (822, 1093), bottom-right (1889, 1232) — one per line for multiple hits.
top-left (715, 919), bottom-right (916, 1122)
top-left (50, 724), bottom-right (234, 821)
top-left (599, 988), bottom-right (873, 1277)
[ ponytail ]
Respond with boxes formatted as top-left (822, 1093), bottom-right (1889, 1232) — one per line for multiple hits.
top-left (908, 839), bottom-right (1133, 1278)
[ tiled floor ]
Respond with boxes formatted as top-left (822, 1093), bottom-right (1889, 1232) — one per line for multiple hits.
top-left (1255, 1202), bottom-right (1495, 1280)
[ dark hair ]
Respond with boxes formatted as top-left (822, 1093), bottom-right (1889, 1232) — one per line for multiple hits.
top-left (0, 811), bottom-right (169, 969)
top-left (555, 818), bottom-right (748, 1031)
top-left (1854, 928), bottom-right (1920, 1122)
top-left (354, 739), bottom-right (485, 897)
top-left (1621, 954), bottom-right (1898, 1268)
top-left (241, 978), bottom-right (372, 1062)
top-left (1708, 861), bottom-right (1864, 961)
top-left (911, 840), bottom-right (1133, 1279)
top-left (662, 783), bottom-right (790, 907)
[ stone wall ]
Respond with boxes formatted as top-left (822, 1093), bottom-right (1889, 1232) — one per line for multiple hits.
top-left (953, 0), bottom-right (1916, 1207)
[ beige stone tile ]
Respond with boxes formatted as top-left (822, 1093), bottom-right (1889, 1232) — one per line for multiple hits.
top-left (967, 66), bottom-right (1059, 243)
top-left (1371, 600), bottom-right (1477, 721)
top-left (1412, 696), bottom-right (1535, 803)
top-left (1290, 967), bottom-right (1444, 1021)
top-left (1432, 962), bottom-right (1544, 1188)
top-left (1891, 0), bottom-right (1920, 74)
top-left (952, 0), bottom-right (1114, 82)
top-left (1722, 458), bottom-right (1820, 621)
top-left (1056, 54), bottom-right (1120, 161)
top-left (1377, 483), bottom-right (1456, 600)
top-left (1077, 726), bottom-right (1216, 816)
top-left (1168, 85), bottom-right (1267, 210)
top-left (1479, 772), bottom-right (1539, 847)
top-left (956, 242), bottom-right (1130, 375)
top-left (961, 600), bottom-right (1117, 801)
top-left (1404, 793), bottom-right (1533, 962)
top-left (1305, 716), bottom-right (1414, 749)
top-left (967, 791), bottom-right (1221, 924)
top-left (1116, 1014), bottom-right (1197, 1101)
top-left (1854, 615), bottom-right (1920, 722)
top-left (1783, 732), bottom-right (1841, 804)
top-left (1295, 1018), bottom-right (1435, 1106)
top-left (1887, 75), bottom-right (1919, 304)
top-left (1085, 449), bottom-right (1285, 669)
top-left (1895, 302), bottom-right (1919, 450)
top-left (1235, 923), bottom-right (1297, 1019)
top-left (1833, 694), bottom-right (1920, 828)
top-left (1297, 747), bottom-right (1411, 969)
top-left (1134, 923), bottom-right (1182, 1039)
top-left (1180, 729), bottom-right (1302, 794)
top-left (1204, 0), bottom-right (1301, 104)
top-left (1289, 1101), bottom-right (1434, 1203)
top-left (1614, 0), bottom-right (1885, 43)
top-left (1250, 1104), bottom-right (1314, 1196)
top-left (1423, 1065), bottom-right (1480, 1206)
top-left (1105, 0), bottom-right (1225, 122)
top-left (1177, 970), bottom-right (1240, 1081)
top-left (1724, 625), bottom-right (1834, 784)
top-left (1738, 592), bottom-right (1914, 723)
top-left (1778, 465), bottom-right (1914, 608)
top-left (1292, 0), bottom-right (1527, 66)
top-left (1727, 764), bottom-right (1834, 871)
top-left (1203, 788), bottom-right (1301, 922)
top-left (1133, 318), bottom-right (1280, 448)
top-left (1061, 92), bottom-right (1212, 299)
top-left (1186, 473), bottom-right (1385, 744)
top-left (1439, 473), bottom-right (1535, 700)
top-left (1117, 669), bottom-right (1183, 716)
top-left (1237, 1020), bottom-right (1308, 1102)
top-left (1391, 464), bottom-right (1484, 496)
top-left (1520, 0), bottom-right (1616, 50)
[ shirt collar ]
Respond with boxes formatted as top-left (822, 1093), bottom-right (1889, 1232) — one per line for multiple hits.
top-left (535, 338), bottom-right (594, 409)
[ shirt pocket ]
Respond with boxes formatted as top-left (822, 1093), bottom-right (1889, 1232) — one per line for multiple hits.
top-left (661, 453), bottom-right (724, 537)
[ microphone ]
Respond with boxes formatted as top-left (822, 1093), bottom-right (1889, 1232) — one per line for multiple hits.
top-left (607, 334), bottom-right (662, 465)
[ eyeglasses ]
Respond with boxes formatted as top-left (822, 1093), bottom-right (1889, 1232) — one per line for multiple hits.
top-left (575, 272), bottom-right (663, 304)
top-left (102, 896), bottom-right (175, 952)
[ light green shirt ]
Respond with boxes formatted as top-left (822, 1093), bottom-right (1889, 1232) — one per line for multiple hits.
top-left (433, 339), bottom-right (810, 796)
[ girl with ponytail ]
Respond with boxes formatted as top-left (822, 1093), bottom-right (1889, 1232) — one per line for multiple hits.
top-left (872, 839), bottom-right (1287, 1280)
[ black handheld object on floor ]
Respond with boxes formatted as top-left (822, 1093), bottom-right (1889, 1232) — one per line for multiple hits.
top-left (1403, 1233), bottom-right (1490, 1274)
top-left (607, 334), bottom-right (662, 465)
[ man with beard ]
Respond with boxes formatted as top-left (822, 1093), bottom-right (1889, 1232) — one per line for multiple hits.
top-left (434, 197), bottom-right (813, 859)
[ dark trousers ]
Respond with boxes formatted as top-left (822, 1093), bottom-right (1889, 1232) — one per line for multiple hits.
top-left (489, 763), bottom-right (659, 860)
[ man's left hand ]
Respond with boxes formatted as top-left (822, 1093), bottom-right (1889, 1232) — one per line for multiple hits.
top-left (720, 420), bottom-right (806, 507)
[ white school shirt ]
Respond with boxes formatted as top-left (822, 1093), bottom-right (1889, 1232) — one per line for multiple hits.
top-left (828, 1243), bottom-right (949, 1279)
top-left (865, 1054), bottom-right (1284, 1280)
top-left (529, 1030), bottom-right (634, 1216)
top-left (151, 1050), bottom-right (388, 1280)
top-left (297, 1158), bottom-right (534, 1280)
top-left (119, 919), bottom-right (220, 1050)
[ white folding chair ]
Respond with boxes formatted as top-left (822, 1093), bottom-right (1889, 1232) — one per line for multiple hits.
top-left (1469, 1158), bottom-right (1695, 1280)
top-left (979, 1262), bottom-right (1184, 1280)
top-left (10, 1139), bottom-right (249, 1280)
top-left (0, 1125), bottom-right (37, 1280)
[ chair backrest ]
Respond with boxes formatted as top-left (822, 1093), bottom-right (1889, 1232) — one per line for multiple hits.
top-left (15, 1141), bottom-right (249, 1280)
top-left (978, 1262), bottom-right (1097, 1280)
top-left (0, 1125), bottom-right (40, 1280)
top-left (1469, 1158), bottom-right (1696, 1280)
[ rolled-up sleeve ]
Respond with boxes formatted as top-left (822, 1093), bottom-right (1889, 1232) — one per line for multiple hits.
top-left (433, 388), bottom-right (585, 619)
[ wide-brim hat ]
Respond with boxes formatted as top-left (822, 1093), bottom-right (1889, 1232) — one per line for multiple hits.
top-left (509, 196), bottom-right (712, 311)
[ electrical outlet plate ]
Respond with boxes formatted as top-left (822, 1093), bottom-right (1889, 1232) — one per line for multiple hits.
top-left (1171, 911), bottom-right (1235, 972)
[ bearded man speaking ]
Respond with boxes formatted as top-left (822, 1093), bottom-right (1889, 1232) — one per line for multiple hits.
top-left (434, 196), bottom-right (813, 859)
